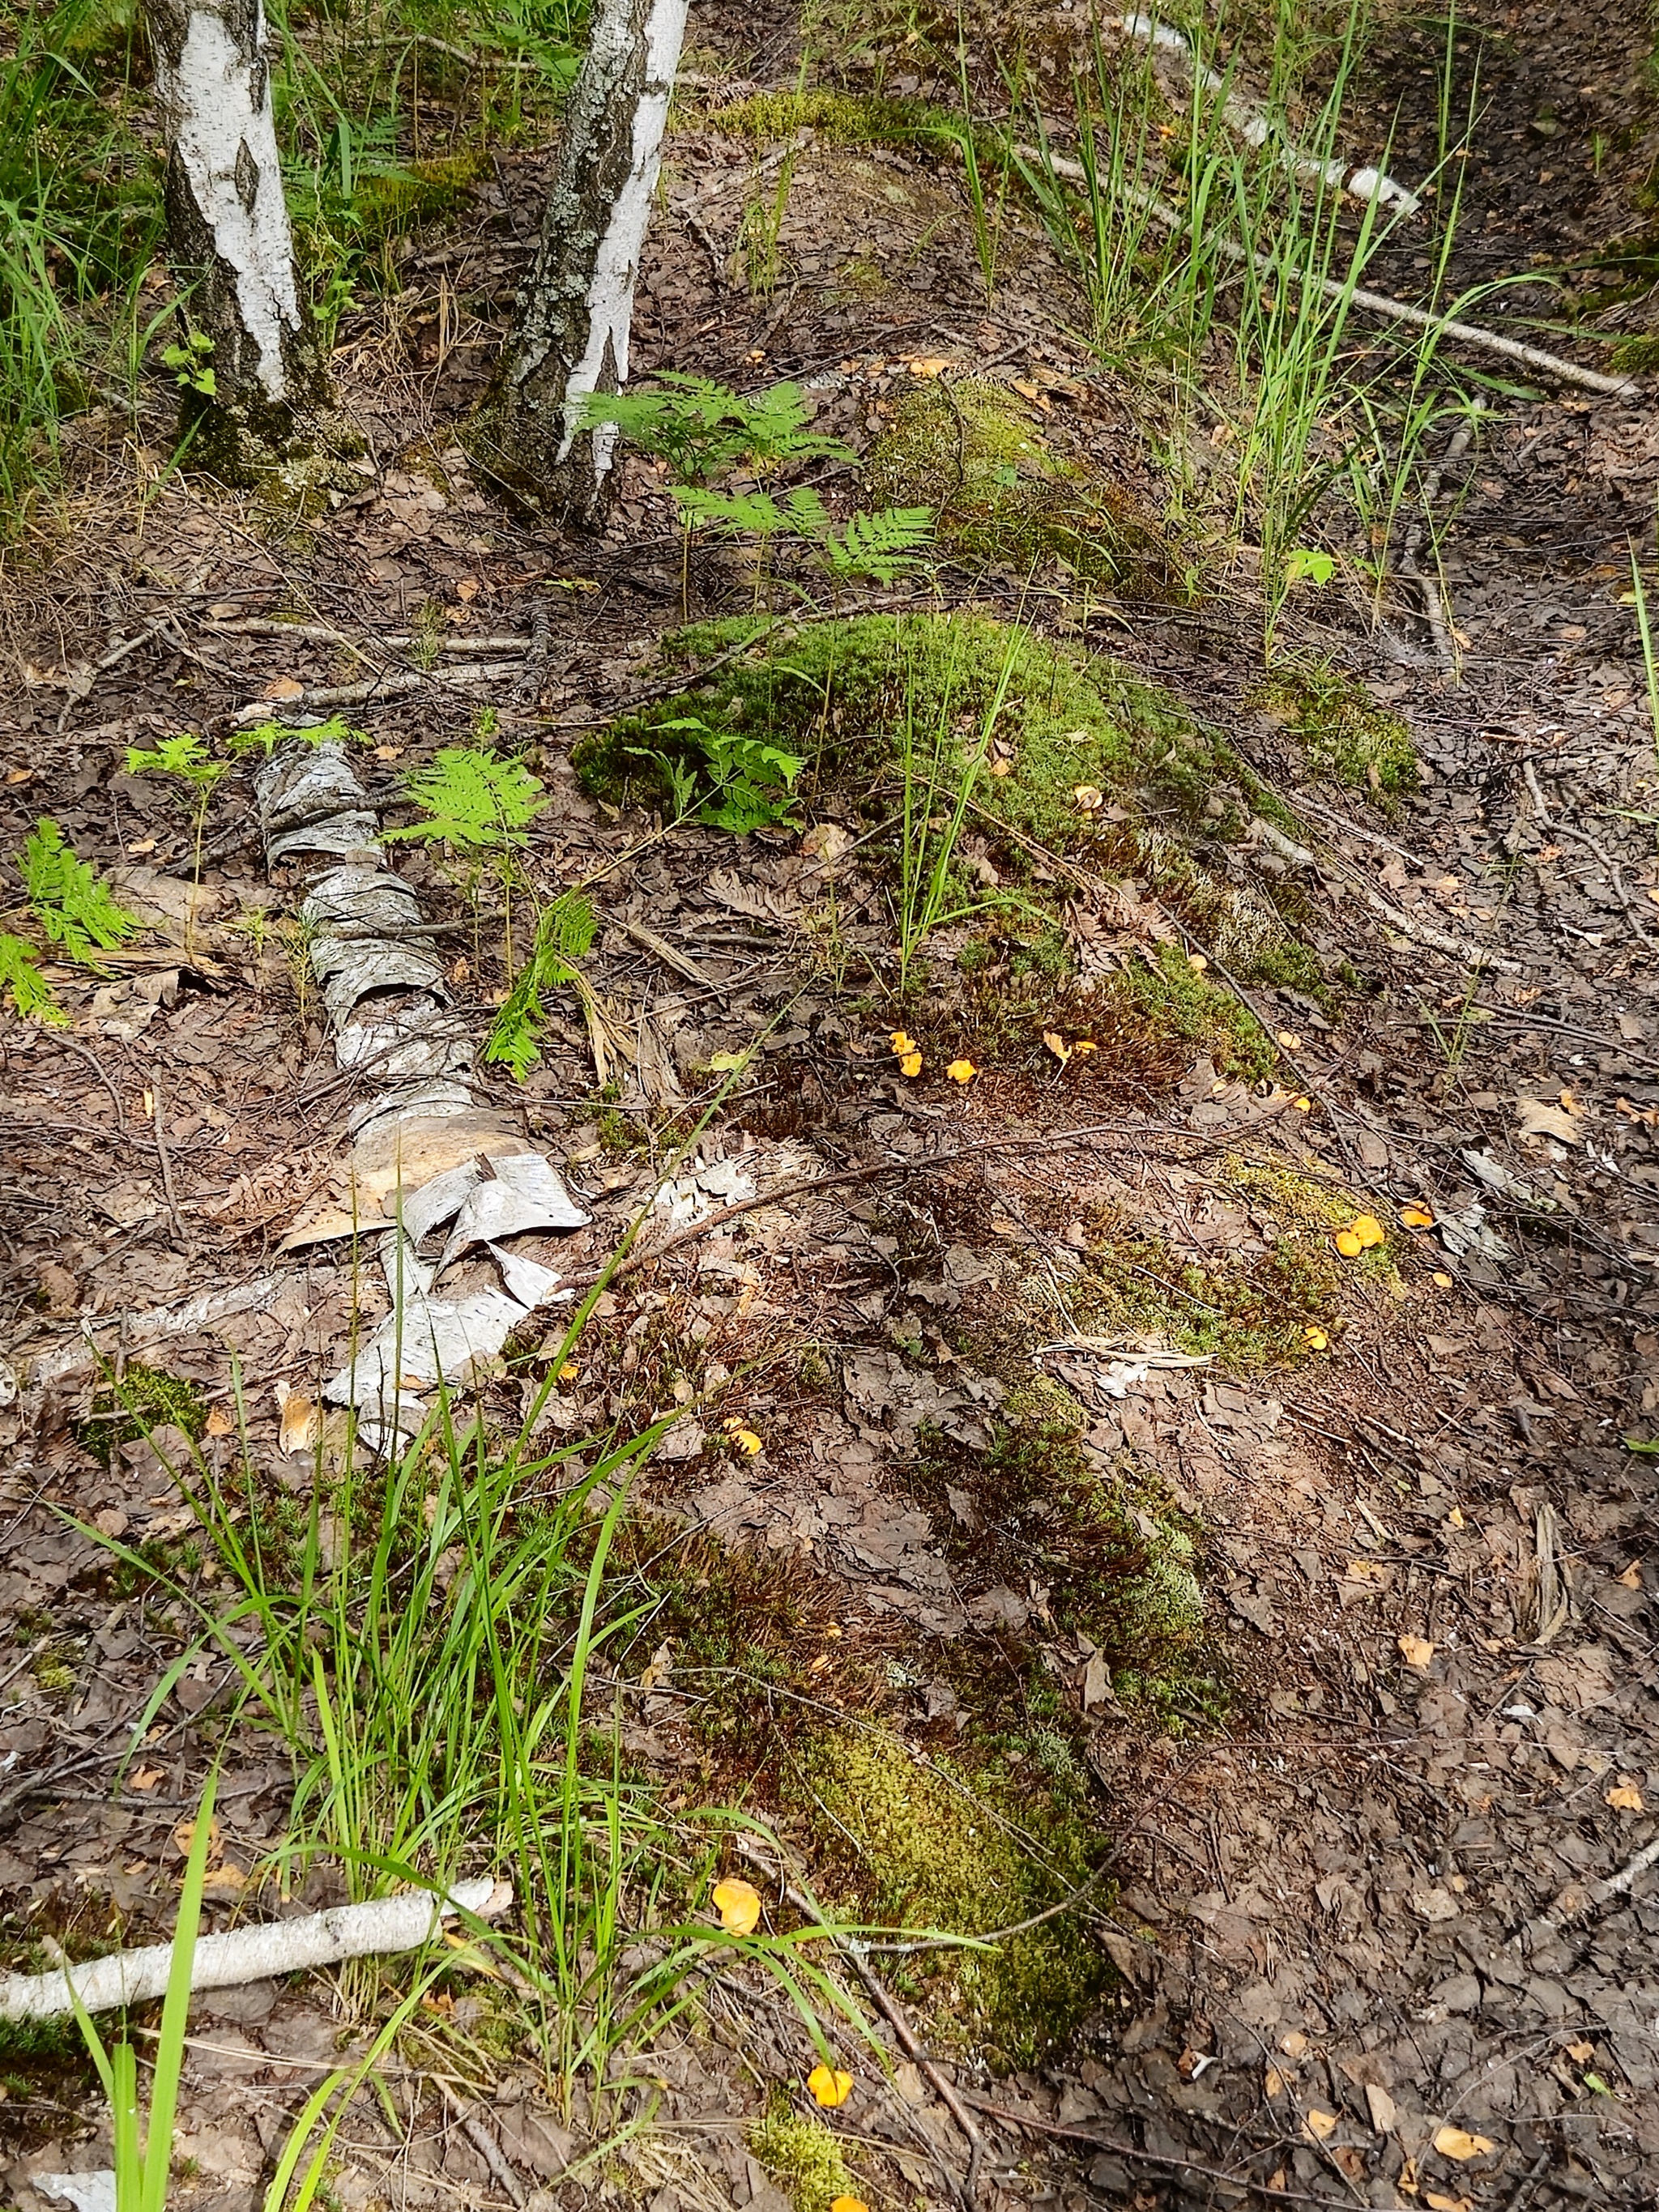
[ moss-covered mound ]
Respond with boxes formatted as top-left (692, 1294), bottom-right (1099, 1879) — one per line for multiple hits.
top-left (575, 611), bottom-right (1313, 1009)
top-left (864, 376), bottom-right (1179, 592)
top-left (1255, 663), bottom-right (1417, 798)
top-left (797, 1726), bottom-right (1111, 2067)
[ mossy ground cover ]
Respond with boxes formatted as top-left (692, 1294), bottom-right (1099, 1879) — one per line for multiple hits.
top-left (865, 375), bottom-right (1180, 593)
top-left (575, 612), bottom-right (1321, 1069)
top-left (1256, 662), bottom-right (1417, 797)
top-left (795, 1724), bottom-right (1111, 2068)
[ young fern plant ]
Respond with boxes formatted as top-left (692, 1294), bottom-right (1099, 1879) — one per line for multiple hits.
top-left (125, 732), bottom-right (228, 950)
top-left (485, 889), bottom-right (598, 1079)
top-left (676, 482), bottom-right (934, 602)
top-left (1, 817), bottom-right (144, 1019)
top-left (382, 735), bottom-right (547, 979)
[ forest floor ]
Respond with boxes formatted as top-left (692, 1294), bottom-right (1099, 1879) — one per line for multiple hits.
top-left (3, 2), bottom-right (1659, 2210)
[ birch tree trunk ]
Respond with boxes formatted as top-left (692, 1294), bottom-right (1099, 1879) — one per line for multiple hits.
top-left (144, 0), bottom-right (339, 484)
top-left (480, 0), bottom-right (689, 524)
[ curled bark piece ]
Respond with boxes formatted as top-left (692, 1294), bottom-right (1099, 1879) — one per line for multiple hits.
top-left (0, 1877), bottom-right (512, 2021)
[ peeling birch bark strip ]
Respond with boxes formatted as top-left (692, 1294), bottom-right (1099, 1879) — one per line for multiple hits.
top-left (483, 0), bottom-right (690, 519)
top-left (0, 1878), bottom-right (512, 2020)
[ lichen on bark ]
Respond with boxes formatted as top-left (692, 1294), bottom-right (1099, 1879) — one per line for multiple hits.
top-left (474, 0), bottom-right (689, 526)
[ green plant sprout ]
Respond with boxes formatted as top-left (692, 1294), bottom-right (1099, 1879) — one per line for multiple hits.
top-left (485, 887), bottom-right (597, 1077)
top-left (126, 733), bottom-right (228, 940)
top-left (1, 817), bottom-right (145, 1021)
top-left (63, 1771), bottom-right (217, 2212)
top-left (675, 482), bottom-right (934, 603)
top-left (579, 376), bottom-right (873, 613)
top-left (160, 326), bottom-right (215, 396)
top-left (383, 741), bottom-right (548, 977)
top-left (0, 931), bottom-right (60, 1022)
top-left (229, 712), bottom-right (371, 757)
top-left (20, 816), bottom-right (143, 967)
top-left (629, 714), bottom-right (804, 833)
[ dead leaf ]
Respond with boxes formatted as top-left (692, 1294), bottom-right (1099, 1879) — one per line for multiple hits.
top-left (1265, 2065), bottom-right (1290, 2096)
top-left (1606, 1779), bottom-right (1645, 1811)
top-left (1398, 1634), bottom-right (1436, 1669)
top-left (205, 1404), bottom-right (234, 1438)
top-left (1280, 2031), bottom-right (1309, 2058)
top-left (1432, 2125), bottom-right (1495, 2162)
top-left (1304, 2109), bottom-right (1338, 2142)
top-left (1566, 2040), bottom-right (1594, 2062)
top-left (1617, 1560), bottom-right (1643, 1588)
top-left (1425, 2195), bottom-right (1473, 2212)
top-left (201, 1862), bottom-right (246, 1899)
top-left (260, 675), bottom-right (306, 701)
top-left (711, 1877), bottom-right (761, 1936)
top-left (1043, 1031), bottom-right (1071, 1065)
top-left (173, 1813), bottom-right (222, 1864)
top-left (279, 1391), bottom-right (318, 1457)
top-left (129, 1768), bottom-right (164, 1792)
top-left (1365, 2083), bottom-right (1397, 2133)
top-left (1516, 1096), bottom-right (1584, 1145)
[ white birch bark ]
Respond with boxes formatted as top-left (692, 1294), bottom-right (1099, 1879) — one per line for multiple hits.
top-left (485, 0), bottom-right (689, 521)
top-left (144, 0), bottom-right (333, 476)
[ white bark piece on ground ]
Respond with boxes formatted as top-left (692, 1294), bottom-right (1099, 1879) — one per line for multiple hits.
top-left (0, 1878), bottom-right (512, 2021)
top-left (484, 0), bottom-right (690, 518)
top-left (322, 1287), bottom-right (531, 1410)
top-left (489, 1243), bottom-right (573, 1310)
top-left (25, 1275), bottom-right (290, 1387)
top-left (36, 2176), bottom-right (116, 2212)
top-left (435, 1153), bottom-right (591, 1272)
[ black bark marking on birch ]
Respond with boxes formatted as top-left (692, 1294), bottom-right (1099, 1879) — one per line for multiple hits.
top-left (474, 0), bottom-right (687, 527)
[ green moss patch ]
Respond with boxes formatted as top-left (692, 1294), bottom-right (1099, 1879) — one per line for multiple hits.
top-left (77, 1362), bottom-right (207, 1468)
top-left (1071, 1156), bottom-right (1400, 1372)
top-left (797, 1725), bottom-right (1111, 2066)
top-left (748, 2093), bottom-right (855, 2212)
top-left (1256, 664), bottom-right (1416, 797)
top-left (865, 376), bottom-right (1178, 591)
top-left (578, 613), bottom-right (1320, 1071)
top-left (700, 86), bottom-right (952, 149)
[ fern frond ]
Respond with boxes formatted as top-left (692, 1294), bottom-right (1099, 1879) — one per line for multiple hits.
top-left (0, 932), bottom-right (63, 1023)
top-left (125, 733), bottom-right (225, 787)
top-left (20, 819), bottom-right (143, 968)
top-left (383, 746), bottom-right (547, 850)
top-left (229, 714), bottom-right (370, 758)
top-left (824, 505), bottom-right (935, 583)
top-left (482, 890), bottom-right (597, 1078)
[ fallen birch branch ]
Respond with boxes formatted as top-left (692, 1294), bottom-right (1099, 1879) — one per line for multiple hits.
top-left (0, 1877), bottom-right (512, 2020)
top-left (1020, 146), bottom-right (1638, 398)
top-left (1119, 11), bottom-right (1421, 217)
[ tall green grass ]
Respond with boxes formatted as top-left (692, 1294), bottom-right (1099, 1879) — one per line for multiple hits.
top-left (1011, 10), bottom-right (1487, 650)
top-left (100, 1363), bottom-right (863, 2107)
top-left (0, 0), bottom-right (162, 524)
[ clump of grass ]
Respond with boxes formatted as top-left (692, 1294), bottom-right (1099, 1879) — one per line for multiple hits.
top-left (1256, 664), bottom-right (1417, 796)
top-left (748, 2089), bottom-right (855, 2212)
top-left (864, 375), bottom-right (1176, 590)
